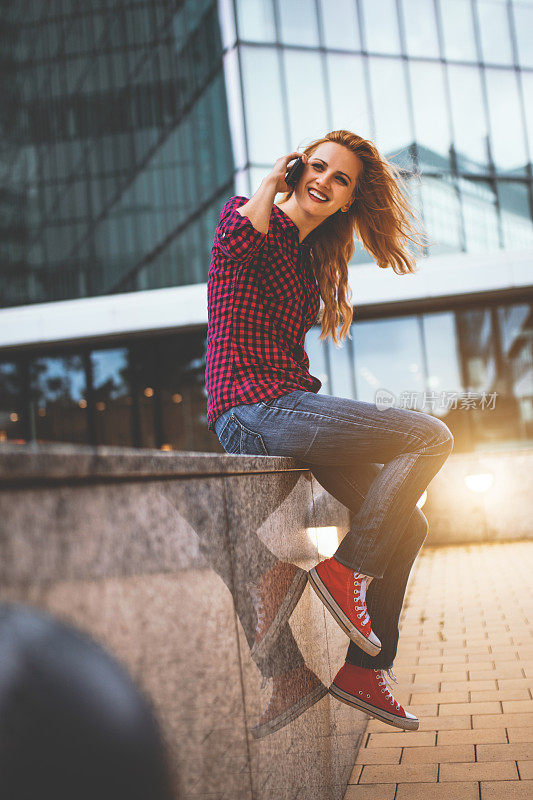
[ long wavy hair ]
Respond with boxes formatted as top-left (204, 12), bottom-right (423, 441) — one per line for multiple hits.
top-left (277, 130), bottom-right (431, 346)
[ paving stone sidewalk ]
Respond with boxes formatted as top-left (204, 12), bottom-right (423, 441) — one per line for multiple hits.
top-left (344, 541), bottom-right (533, 800)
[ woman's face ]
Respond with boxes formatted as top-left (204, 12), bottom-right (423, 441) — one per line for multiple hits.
top-left (296, 141), bottom-right (362, 219)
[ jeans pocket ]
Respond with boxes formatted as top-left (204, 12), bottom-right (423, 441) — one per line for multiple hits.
top-left (216, 415), bottom-right (240, 454)
top-left (231, 413), bottom-right (269, 456)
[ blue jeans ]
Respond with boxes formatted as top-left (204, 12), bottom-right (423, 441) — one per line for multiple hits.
top-left (214, 389), bottom-right (453, 669)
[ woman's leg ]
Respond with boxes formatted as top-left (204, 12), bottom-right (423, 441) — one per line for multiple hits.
top-left (232, 389), bottom-right (453, 580)
top-left (309, 462), bottom-right (428, 670)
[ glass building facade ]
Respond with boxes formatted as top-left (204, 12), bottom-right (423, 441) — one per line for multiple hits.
top-left (1, 0), bottom-right (532, 453)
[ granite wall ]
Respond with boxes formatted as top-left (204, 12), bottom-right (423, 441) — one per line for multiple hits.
top-left (0, 444), bottom-right (368, 800)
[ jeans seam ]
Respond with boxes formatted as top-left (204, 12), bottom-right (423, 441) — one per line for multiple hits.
top-left (346, 452), bottom-right (419, 574)
top-left (299, 425), bottom-right (321, 460)
top-left (262, 404), bottom-right (429, 446)
top-left (418, 437), bottom-right (453, 456)
top-left (337, 471), bottom-right (367, 504)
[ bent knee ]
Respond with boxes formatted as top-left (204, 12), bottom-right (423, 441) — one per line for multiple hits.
top-left (421, 416), bottom-right (454, 455)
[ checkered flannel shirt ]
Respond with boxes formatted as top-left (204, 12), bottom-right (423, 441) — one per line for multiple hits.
top-left (205, 195), bottom-right (322, 432)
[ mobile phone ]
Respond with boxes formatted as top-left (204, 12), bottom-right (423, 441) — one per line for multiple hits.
top-left (285, 156), bottom-right (305, 189)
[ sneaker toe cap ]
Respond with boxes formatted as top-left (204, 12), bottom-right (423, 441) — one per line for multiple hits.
top-left (404, 710), bottom-right (418, 721)
top-left (368, 629), bottom-right (381, 648)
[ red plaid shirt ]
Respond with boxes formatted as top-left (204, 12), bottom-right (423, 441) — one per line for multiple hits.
top-left (205, 195), bottom-right (322, 432)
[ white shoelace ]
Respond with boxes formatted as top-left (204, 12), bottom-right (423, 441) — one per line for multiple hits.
top-left (353, 572), bottom-right (370, 625)
top-left (375, 668), bottom-right (401, 710)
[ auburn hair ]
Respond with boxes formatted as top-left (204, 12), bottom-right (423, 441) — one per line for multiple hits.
top-left (277, 130), bottom-right (431, 346)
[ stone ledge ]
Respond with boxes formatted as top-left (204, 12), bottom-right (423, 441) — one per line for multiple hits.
top-left (0, 442), bottom-right (306, 483)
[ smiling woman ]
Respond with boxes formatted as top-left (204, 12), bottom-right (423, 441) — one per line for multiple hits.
top-left (206, 129), bottom-right (453, 738)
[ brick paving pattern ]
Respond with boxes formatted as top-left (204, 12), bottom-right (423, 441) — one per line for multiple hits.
top-left (344, 541), bottom-right (533, 799)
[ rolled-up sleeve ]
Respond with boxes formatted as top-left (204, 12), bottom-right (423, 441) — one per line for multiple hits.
top-left (213, 195), bottom-right (267, 263)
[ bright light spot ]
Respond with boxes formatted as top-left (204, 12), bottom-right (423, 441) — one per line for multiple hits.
top-left (307, 526), bottom-right (339, 557)
top-left (465, 473), bottom-right (494, 493)
top-left (144, 387), bottom-right (154, 397)
top-left (160, 443), bottom-right (173, 451)
top-left (417, 490), bottom-right (427, 509)
top-left (9, 413), bottom-right (18, 422)
top-left (172, 393), bottom-right (183, 404)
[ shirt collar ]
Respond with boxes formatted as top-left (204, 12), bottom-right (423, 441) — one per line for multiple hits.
top-left (271, 202), bottom-right (312, 249)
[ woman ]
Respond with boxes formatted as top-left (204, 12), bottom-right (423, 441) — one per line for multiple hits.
top-left (205, 129), bottom-right (453, 732)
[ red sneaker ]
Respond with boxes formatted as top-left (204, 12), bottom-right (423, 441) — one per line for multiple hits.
top-left (308, 557), bottom-right (381, 656)
top-left (330, 662), bottom-right (419, 730)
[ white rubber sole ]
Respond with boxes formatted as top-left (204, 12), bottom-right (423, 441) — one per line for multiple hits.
top-left (329, 683), bottom-right (419, 730)
top-left (308, 567), bottom-right (381, 656)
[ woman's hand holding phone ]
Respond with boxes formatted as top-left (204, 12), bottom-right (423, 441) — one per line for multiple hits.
top-left (264, 151), bottom-right (308, 194)
top-left (237, 151), bottom-right (308, 236)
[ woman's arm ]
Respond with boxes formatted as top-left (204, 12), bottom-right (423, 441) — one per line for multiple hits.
top-left (236, 177), bottom-right (277, 235)
top-left (237, 151), bottom-right (307, 234)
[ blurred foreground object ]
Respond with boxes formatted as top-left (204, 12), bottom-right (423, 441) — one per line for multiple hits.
top-left (0, 604), bottom-right (176, 800)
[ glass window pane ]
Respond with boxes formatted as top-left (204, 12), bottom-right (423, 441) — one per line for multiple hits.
top-left (522, 71), bottom-right (533, 159)
top-left (240, 46), bottom-right (286, 163)
top-left (485, 68), bottom-right (528, 174)
top-left (30, 354), bottom-right (88, 444)
top-left (367, 57), bottom-right (413, 165)
top-left (361, 0), bottom-right (401, 54)
top-left (409, 61), bottom-right (451, 170)
top-left (477, 0), bottom-right (514, 65)
top-left (0, 362), bottom-right (24, 443)
top-left (223, 48), bottom-right (247, 171)
top-left (401, 0), bottom-right (440, 58)
top-left (319, 0), bottom-right (360, 50)
top-left (91, 348), bottom-right (133, 446)
top-left (447, 65), bottom-right (489, 171)
top-left (497, 181), bottom-right (533, 249)
top-left (283, 50), bottom-right (328, 146)
top-left (421, 175), bottom-right (463, 254)
top-left (277, 0), bottom-right (319, 46)
top-left (158, 332), bottom-right (212, 452)
top-left (422, 312), bottom-right (462, 419)
top-left (236, 0), bottom-right (275, 42)
top-left (513, 1), bottom-right (533, 68)
top-left (456, 308), bottom-right (495, 391)
top-left (353, 316), bottom-right (425, 405)
top-left (326, 53), bottom-right (371, 138)
top-left (440, 0), bottom-right (478, 62)
top-left (498, 302), bottom-right (533, 442)
top-left (327, 338), bottom-right (355, 399)
top-left (460, 177), bottom-right (500, 251)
